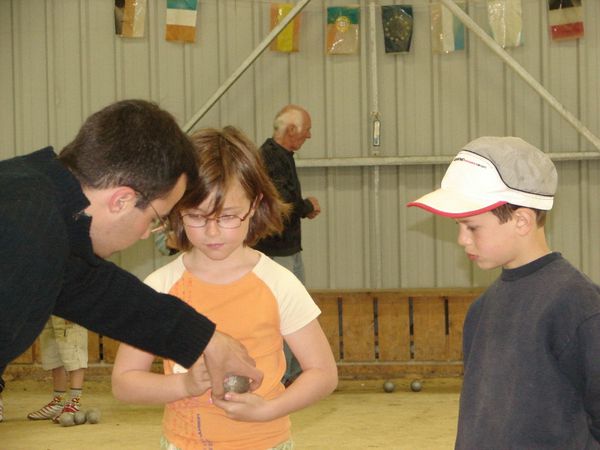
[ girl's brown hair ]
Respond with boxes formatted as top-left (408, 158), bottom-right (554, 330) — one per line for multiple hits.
top-left (170, 126), bottom-right (290, 251)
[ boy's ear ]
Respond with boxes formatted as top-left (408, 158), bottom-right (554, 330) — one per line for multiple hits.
top-left (513, 207), bottom-right (535, 234)
top-left (109, 187), bottom-right (138, 213)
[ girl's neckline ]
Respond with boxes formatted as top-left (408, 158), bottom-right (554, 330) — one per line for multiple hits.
top-left (181, 249), bottom-right (263, 286)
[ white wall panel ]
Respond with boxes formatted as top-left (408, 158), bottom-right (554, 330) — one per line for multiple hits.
top-left (0, 1), bottom-right (15, 159)
top-left (550, 162), bottom-right (582, 260)
top-left (52, 1), bottom-right (86, 147)
top-left (300, 168), bottom-right (329, 286)
top-left (398, 166), bottom-right (437, 287)
top-left (584, 161), bottom-right (600, 275)
top-left (290, 5), bottom-right (328, 159)
top-left (12, 1), bottom-right (50, 154)
top-left (511, 5), bottom-right (545, 145)
top-left (380, 4), bottom-right (435, 158)
top-left (85, 1), bottom-right (118, 111)
top-left (2, 0), bottom-right (600, 290)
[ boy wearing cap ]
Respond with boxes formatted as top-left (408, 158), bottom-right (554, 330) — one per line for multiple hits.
top-left (408, 137), bottom-right (600, 449)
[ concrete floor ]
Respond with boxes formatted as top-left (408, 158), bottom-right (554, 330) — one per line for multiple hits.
top-left (0, 377), bottom-right (461, 450)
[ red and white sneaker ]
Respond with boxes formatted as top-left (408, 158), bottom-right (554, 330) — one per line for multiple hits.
top-left (52, 397), bottom-right (81, 423)
top-left (27, 396), bottom-right (64, 420)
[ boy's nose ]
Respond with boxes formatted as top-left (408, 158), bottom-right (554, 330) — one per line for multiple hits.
top-left (456, 228), bottom-right (470, 247)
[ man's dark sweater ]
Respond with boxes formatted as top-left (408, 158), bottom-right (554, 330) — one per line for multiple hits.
top-left (456, 253), bottom-right (600, 449)
top-left (0, 148), bottom-right (215, 370)
top-left (254, 138), bottom-right (314, 257)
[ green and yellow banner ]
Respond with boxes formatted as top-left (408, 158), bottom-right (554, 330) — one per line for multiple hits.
top-left (326, 6), bottom-right (360, 55)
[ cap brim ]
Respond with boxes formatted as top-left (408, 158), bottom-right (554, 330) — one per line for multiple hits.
top-left (406, 188), bottom-right (507, 218)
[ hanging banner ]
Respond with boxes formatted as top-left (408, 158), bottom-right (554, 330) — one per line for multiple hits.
top-left (326, 6), bottom-right (360, 55)
top-left (115, 0), bottom-right (147, 38)
top-left (165, 0), bottom-right (199, 43)
top-left (270, 3), bottom-right (302, 52)
top-left (430, 2), bottom-right (465, 54)
top-left (548, 0), bottom-right (584, 41)
top-left (487, 0), bottom-right (522, 48)
top-left (381, 5), bottom-right (413, 54)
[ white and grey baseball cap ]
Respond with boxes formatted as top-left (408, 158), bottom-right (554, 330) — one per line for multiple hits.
top-left (407, 136), bottom-right (557, 218)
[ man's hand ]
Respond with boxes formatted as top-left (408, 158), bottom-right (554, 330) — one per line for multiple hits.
top-left (202, 330), bottom-right (263, 400)
top-left (307, 196), bottom-right (321, 219)
top-left (184, 357), bottom-right (212, 398)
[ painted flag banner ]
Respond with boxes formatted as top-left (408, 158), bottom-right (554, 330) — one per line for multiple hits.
top-left (548, 0), bottom-right (584, 41)
top-left (115, 0), bottom-right (147, 38)
top-left (381, 5), bottom-right (413, 54)
top-left (488, 0), bottom-right (522, 48)
top-left (270, 3), bottom-right (302, 52)
top-left (166, 0), bottom-right (199, 43)
top-left (326, 6), bottom-right (360, 55)
top-left (430, 2), bottom-right (465, 54)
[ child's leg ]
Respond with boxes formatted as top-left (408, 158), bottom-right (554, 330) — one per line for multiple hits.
top-left (52, 319), bottom-right (88, 422)
top-left (69, 368), bottom-right (85, 393)
top-left (27, 319), bottom-right (66, 420)
top-left (52, 366), bottom-right (68, 391)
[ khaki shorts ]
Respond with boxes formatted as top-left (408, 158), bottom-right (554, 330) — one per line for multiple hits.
top-left (39, 316), bottom-right (88, 371)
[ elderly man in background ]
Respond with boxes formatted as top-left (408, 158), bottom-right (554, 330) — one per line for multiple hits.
top-left (254, 104), bottom-right (321, 386)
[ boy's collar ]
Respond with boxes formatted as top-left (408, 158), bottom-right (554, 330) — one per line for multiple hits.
top-left (501, 252), bottom-right (561, 281)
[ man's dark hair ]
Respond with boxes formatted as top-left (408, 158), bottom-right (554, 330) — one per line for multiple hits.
top-left (58, 99), bottom-right (197, 207)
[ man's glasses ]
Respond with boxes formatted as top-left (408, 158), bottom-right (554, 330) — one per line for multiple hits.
top-left (181, 204), bottom-right (253, 229)
top-left (133, 189), bottom-right (169, 234)
top-left (148, 202), bottom-right (169, 234)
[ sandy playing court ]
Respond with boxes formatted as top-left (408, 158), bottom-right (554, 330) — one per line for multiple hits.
top-left (1, 377), bottom-right (461, 449)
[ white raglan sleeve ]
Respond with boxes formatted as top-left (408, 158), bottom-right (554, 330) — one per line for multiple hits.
top-left (144, 254), bottom-right (187, 294)
top-left (254, 254), bottom-right (321, 336)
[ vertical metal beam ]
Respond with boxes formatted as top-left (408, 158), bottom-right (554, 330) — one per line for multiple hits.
top-left (183, 0), bottom-right (313, 133)
top-left (368, 1), bottom-right (382, 289)
top-left (440, 0), bottom-right (600, 151)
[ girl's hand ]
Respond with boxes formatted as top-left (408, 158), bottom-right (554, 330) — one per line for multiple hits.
top-left (212, 392), bottom-right (273, 422)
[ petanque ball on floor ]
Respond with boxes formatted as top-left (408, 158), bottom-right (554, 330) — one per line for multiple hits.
top-left (410, 380), bottom-right (423, 392)
top-left (383, 380), bottom-right (395, 393)
top-left (59, 413), bottom-right (75, 427)
top-left (73, 410), bottom-right (87, 425)
top-left (86, 408), bottom-right (101, 424)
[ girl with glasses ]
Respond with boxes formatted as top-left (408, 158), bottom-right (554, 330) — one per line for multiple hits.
top-left (112, 126), bottom-right (337, 450)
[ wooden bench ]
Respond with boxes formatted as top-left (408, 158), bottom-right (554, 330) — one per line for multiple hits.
top-left (6, 288), bottom-right (483, 380)
top-left (312, 288), bottom-right (483, 378)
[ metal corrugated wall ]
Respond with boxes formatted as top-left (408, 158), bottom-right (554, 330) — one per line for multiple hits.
top-left (1, 0), bottom-right (599, 289)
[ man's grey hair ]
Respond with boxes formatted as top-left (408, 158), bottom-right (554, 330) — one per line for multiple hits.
top-left (273, 106), bottom-right (306, 138)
